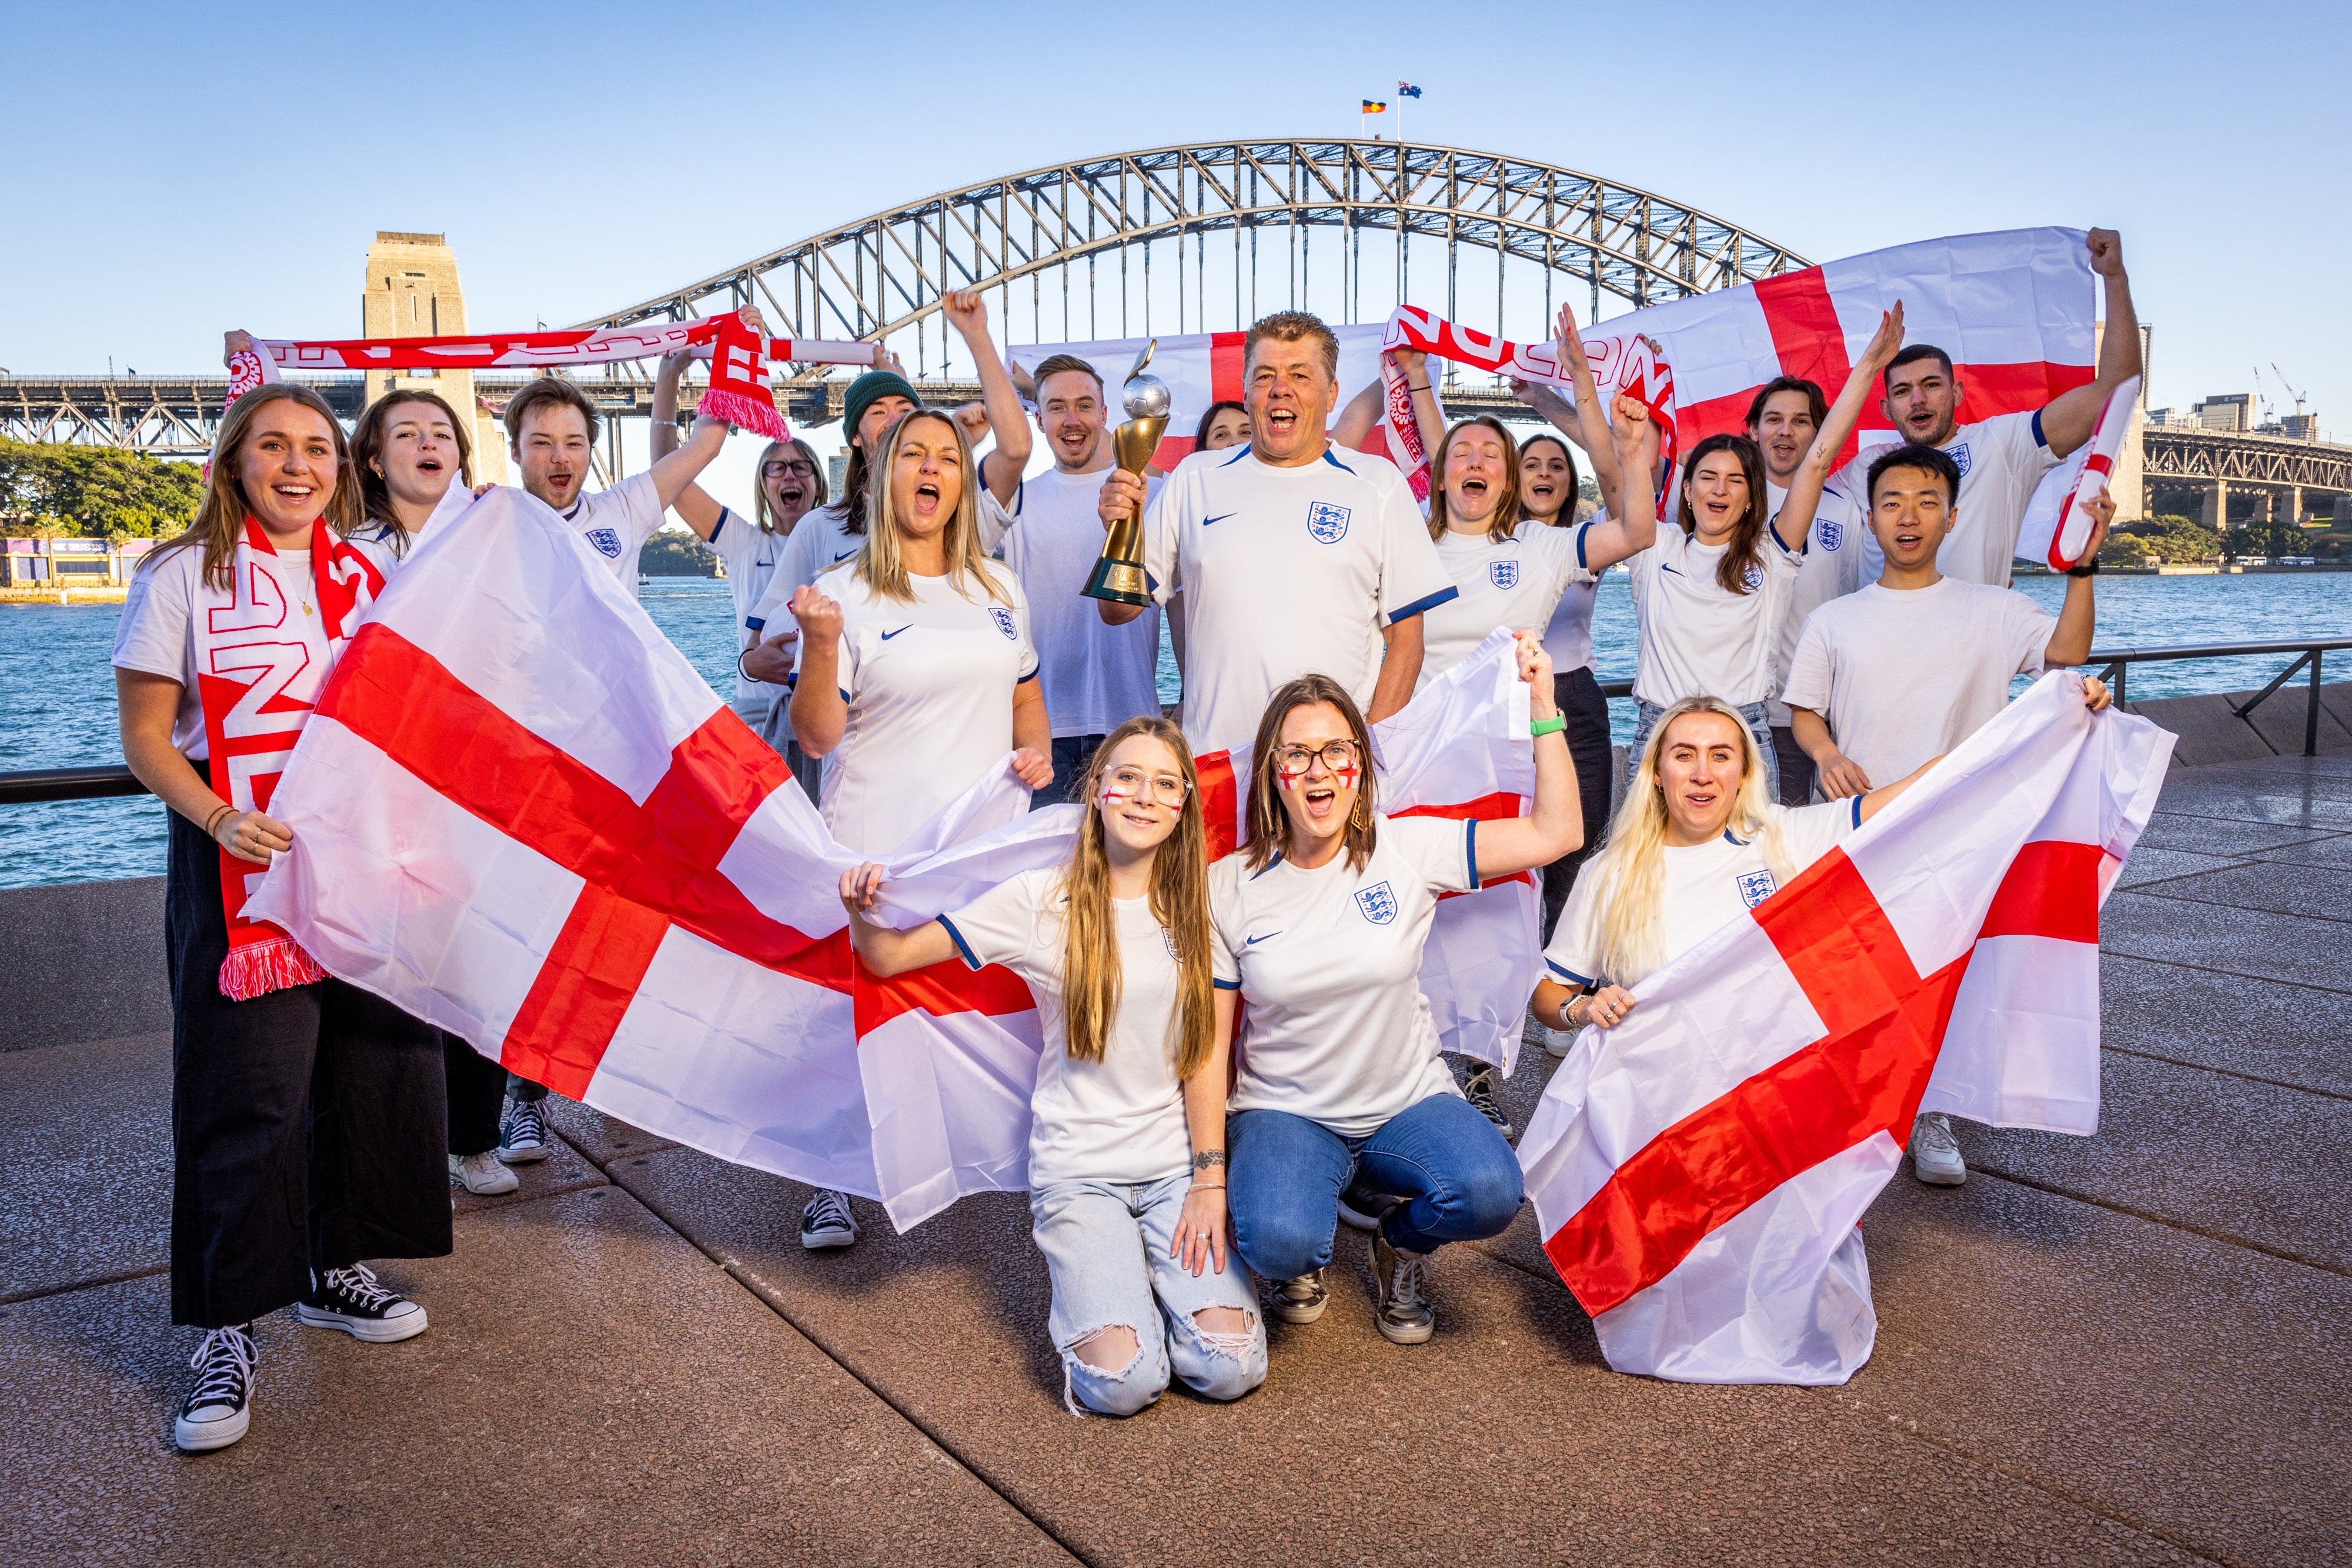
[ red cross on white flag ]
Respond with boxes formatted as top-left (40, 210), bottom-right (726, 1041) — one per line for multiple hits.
top-left (1516, 674), bottom-right (2173, 1385)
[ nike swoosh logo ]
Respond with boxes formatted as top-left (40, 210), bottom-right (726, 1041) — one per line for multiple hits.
top-left (1202, 513), bottom-right (1235, 526)
top-left (880, 626), bottom-right (912, 640)
top-left (833, 551), bottom-right (856, 563)
top-left (1659, 563), bottom-right (1682, 577)
top-left (1244, 931), bottom-right (1280, 945)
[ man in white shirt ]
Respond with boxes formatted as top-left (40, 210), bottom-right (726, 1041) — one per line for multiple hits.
top-left (500, 375), bottom-right (731, 601)
top-left (994, 353), bottom-right (1165, 804)
top-left (1745, 376), bottom-right (1867, 804)
top-left (1828, 228), bottom-right (2140, 591)
top-left (1094, 312), bottom-right (1456, 760)
top-left (1782, 440), bottom-right (2110, 1187)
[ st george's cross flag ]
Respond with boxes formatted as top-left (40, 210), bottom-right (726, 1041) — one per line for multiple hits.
top-left (1187, 627), bottom-right (1543, 1074)
top-left (1516, 674), bottom-right (2171, 1385)
top-left (243, 487), bottom-right (1074, 1229)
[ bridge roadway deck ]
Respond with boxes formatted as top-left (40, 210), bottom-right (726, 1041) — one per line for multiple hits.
top-left (3, 753), bottom-right (2347, 1566)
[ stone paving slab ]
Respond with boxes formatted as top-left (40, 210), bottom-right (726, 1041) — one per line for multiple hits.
top-left (2111, 846), bottom-right (2251, 890)
top-left (2246, 831), bottom-right (2352, 868)
top-left (613, 1148), bottom-right (2203, 1567)
top-left (0, 1033), bottom-right (171, 1303)
top-left (2121, 859), bottom-right (2352, 924)
top-left (0, 1187), bottom-right (1072, 1568)
top-left (542, 1094), bottom-right (682, 1168)
top-left (2100, 891), bottom-right (2352, 992)
top-left (2149, 787), bottom-right (2352, 830)
top-left (1952, 1051), bottom-right (2352, 1272)
top-left (2130, 812), bottom-right (2342, 860)
top-left (447, 1132), bottom-right (607, 1216)
top-left (2102, 954), bottom-right (2352, 1099)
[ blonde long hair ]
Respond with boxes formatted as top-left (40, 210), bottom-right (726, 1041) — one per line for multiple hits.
top-left (146, 383), bottom-right (359, 590)
top-left (856, 410), bottom-right (1011, 606)
top-left (1580, 695), bottom-right (1792, 986)
top-left (1057, 717), bottom-right (1217, 1078)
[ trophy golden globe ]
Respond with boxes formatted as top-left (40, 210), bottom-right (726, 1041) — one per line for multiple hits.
top-left (1082, 341), bottom-right (1168, 606)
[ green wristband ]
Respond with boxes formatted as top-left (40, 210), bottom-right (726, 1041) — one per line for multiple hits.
top-left (1530, 714), bottom-right (1566, 738)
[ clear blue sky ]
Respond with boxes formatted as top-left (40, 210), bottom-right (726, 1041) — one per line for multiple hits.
top-left (4, 1), bottom-right (2345, 442)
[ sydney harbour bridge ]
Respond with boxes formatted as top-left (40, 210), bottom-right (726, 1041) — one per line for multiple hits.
top-left (7, 138), bottom-right (2347, 524)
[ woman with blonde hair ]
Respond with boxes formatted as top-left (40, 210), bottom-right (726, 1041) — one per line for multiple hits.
top-left (114, 382), bottom-right (449, 1452)
top-left (1215, 642), bottom-right (1582, 1346)
top-left (785, 406), bottom-right (1054, 1249)
top-left (1530, 694), bottom-right (1935, 1037)
top-left (841, 716), bottom-right (1264, 1415)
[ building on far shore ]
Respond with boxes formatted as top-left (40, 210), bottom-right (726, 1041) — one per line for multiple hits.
top-left (363, 232), bottom-right (509, 484)
top-left (0, 536), bottom-right (153, 590)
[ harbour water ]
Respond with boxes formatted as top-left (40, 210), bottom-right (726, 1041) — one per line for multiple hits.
top-left (4, 570), bottom-right (2343, 890)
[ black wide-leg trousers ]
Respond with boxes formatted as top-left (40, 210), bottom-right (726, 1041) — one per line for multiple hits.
top-left (1540, 667), bottom-right (1617, 944)
top-left (166, 806), bottom-right (450, 1329)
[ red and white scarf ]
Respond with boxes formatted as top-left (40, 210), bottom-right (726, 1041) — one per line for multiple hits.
top-left (196, 518), bottom-right (386, 999)
top-left (1377, 306), bottom-right (1679, 503)
top-left (224, 311), bottom-right (874, 442)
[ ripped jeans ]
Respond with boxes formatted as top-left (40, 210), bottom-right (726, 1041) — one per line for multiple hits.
top-left (1030, 1174), bottom-right (1267, 1417)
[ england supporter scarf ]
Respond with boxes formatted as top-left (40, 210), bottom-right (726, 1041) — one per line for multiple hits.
top-left (1378, 306), bottom-right (1678, 502)
top-left (196, 517), bottom-right (387, 999)
top-left (223, 312), bottom-right (875, 442)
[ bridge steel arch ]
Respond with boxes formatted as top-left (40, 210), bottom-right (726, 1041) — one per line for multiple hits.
top-left (580, 139), bottom-right (1812, 379)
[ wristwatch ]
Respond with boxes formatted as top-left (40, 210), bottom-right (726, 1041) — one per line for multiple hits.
top-left (2066, 559), bottom-right (2099, 578)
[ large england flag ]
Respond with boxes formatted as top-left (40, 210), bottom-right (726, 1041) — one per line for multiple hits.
top-left (245, 488), bottom-right (1077, 1229)
top-left (1516, 674), bottom-right (2172, 1385)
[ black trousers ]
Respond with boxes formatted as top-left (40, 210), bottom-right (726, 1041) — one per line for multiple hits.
top-left (1770, 724), bottom-right (1819, 807)
top-left (1541, 667), bottom-right (1617, 945)
top-left (444, 1037), bottom-right (510, 1156)
top-left (167, 808), bottom-right (451, 1328)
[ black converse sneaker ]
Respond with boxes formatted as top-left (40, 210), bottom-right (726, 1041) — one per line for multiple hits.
top-left (1462, 1063), bottom-right (1515, 1141)
top-left (800, 1189), bottom-right (858, 1250)
top-left (296, 1264), bottom-right (429, 1343)
top-left (1370, 1231), bottom-right (1435, 1345)
top-left (175, 1325), bottom-right (257, 1452)
top-left (497, 1097), bottom-right (549, 1164)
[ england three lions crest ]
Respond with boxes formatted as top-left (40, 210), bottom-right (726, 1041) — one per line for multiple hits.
top-left (1354, 880), bottom-right (1398, 925)
top-left (1306, 502), bottom-right (1351, 544)
top-left (1488, 559), bottom-right (1519, 590)
top-left (990, 607), bottom-right (1018, 640)
top-left (1816, 518), bottom-right (1844, 552)
top-left (1949, 443), bottom-right (1972, 478)
top-left (1736, 869), bottom-right (1778, 909)
top-left (586, 527), bottom-right (624, 560)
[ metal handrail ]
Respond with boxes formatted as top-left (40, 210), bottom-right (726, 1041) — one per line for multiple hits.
top-left (4, 640), bottom-right (2342, 805)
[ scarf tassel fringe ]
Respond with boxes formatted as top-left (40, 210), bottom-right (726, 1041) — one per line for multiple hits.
top-left (218, 934), bottom-right (327, 1001)
top-left (697, 389), bottom-right (791, 443)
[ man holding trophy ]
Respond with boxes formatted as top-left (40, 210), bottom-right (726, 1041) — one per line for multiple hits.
top-left (1094, 311), bottom-right (1456, 763)
top-left (993, 352), bottom-right (1165, 805)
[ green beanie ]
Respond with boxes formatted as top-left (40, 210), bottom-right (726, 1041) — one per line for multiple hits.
top-left (840, 370), bottom-right (921, 451)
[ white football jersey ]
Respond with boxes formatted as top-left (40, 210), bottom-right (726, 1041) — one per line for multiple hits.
top-left (1627, 524), bottom-right (1803, 709)
top-left (1831, 410), bottom-right (2059, 589)
top-left (1416, 521), bottom-right (1593, 690)
top-left (556, 472), bottom-right (666, 599)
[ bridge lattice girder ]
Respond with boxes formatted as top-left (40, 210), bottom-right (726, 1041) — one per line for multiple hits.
top-left (2140, 427), bottom-right (2352, 492)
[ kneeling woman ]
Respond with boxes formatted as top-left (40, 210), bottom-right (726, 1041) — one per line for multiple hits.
top-left (1526, 687), bottom-right (2094, 1035)
top-left (1217, 643), bottom-right (1583, 1344)
top-left (843, 717), bottom-right (1265, 1415)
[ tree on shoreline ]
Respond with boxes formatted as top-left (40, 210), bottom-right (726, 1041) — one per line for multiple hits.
top-left (0, 440), bottom-right (202, 540)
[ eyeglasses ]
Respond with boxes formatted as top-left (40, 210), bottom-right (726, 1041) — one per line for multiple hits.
top-left (1101, 765), bottom-right (1190, 808)
top-left (762, 459), bottom-right (818, 479)
top-left (1271, 740), bottom-right (1362, 778)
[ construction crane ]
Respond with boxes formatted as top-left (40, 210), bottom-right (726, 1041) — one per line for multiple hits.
top-left (2270, 363), bottom-right (2308, 419)
top-left (2252, 365), bottom-right (2272, 423)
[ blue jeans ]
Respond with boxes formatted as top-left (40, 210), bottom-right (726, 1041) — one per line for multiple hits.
top-left (1030, 1174), bottom-right (1266, 1416)
top-left (1036, 733), bottom-right (1107, 810)
top-left (1227, 1093), bottom-right (1524, 1278)
top-left (1628, 698), bottom-right (1778, 801)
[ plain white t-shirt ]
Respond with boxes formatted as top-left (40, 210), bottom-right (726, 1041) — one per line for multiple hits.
top-left (1211, 815), bottom-right (1477, 1138)
top-left (1627, 524), bottom-right (1803, 708)
top-left (1781, 577), bottom-right (2054, 791)
top-left (111, 537), bottom-right (397, 759)
top-left (1545, 797), bottom-right (1862, 989)
top-left (941, 867), bottom-right (1194, 1188)
top-left (1765, 479), bottom-right (1867, 727)
top-left (1143, 442), bottom-right (1456, 758)
top-left (995, 467), bottom-right (1164, 738)
top-left (796, 559), bottom-right (1038, 856)
top-left (709, 506), bottom-right (789, 717)
top-left (1831, 410), bottom-right (2059, 589)
top-left (1416, 521), bottom-right (1592, 690)
top-left (557, 471), bottom-right (667, 599)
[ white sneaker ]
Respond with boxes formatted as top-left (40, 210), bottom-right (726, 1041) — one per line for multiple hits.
top-left (1909, 1112), bottom-right (1967, 1186)
top-left (1543, 1025), bottom-right (1577, 1059)
top-left (174, 1325), bottom-right (256, 1452)
top-left (449, 1151), bottom-right (519, 1195)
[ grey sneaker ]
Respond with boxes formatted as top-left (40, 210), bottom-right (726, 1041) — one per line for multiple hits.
top-left (497, 1097), bottom-right (549, 1164)
top-left (449, 1151), bottom-right (519, 1195)
top-left (1268, 1269), bottom-right (1328, 1324)
top-left (1369, 1231), bottom-right (1434, 1345)
top-left (1909, 1111), bottom-right (1967, 1186)
top-left (174, 1325), bottom-right (257, 1452)
top-left (800, 1188), bottom-right (858, 1249)
top-left (1461, 1064), bottom-right (1515, 1141)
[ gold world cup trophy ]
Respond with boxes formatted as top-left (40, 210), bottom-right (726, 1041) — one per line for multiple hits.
top-left (1082, 341), bottom-right (1169, 605)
